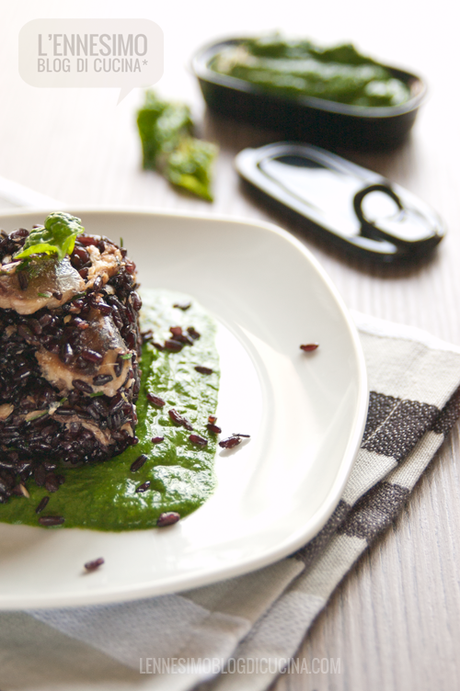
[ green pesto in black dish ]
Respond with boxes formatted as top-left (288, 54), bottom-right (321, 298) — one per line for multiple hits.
top-left (0, 289), bottom-right (219, 531)
top-left (210, 35), bottom-right (410, 108)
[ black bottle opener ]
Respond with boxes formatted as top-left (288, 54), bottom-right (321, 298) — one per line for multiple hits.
top-left (235, 143), bottom-right (445, 262)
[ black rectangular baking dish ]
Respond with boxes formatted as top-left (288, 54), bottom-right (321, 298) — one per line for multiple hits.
top-left (192, 38), bottom-right (427, 152)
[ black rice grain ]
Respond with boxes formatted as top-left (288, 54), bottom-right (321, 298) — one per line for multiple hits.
top-left (44, 473), bottom-right (60, 493)
top-left (84, 557), bottom-right (105, 571)
top-left (219, 436), bottom-right (242, 449)
top-left (157, 511), bottom-right (180, 527)
top-left (147, 393), bottom-right (165, 407)
top-left (92, 374), bottom-right (113, 386)
top-left (194, 366), bottom-right (213, 375)
top-left (130, 454), bottom-right (147, 472)
top-left (33, 465), bottom-right (46, 486)
top-left (9, 228), bottom-right (29, 240)
top-left (17, 271), bottom-right (28, 291)
top-left (135, 480), bottom-right (151, 493)
top-left (61, 342), bottom-right (74, 364)
top-left (300, 343), bottom-right (319, 352)
top-left (38, 515), bottom-right (65, 526)
top-left (131, 292), bottom-right (142, 311)
top-left (168, 409), bottom-right (193, 431)
top-left (189, 434), bottom-right (207, 446)
top-left (72, 379), bottom-right (93, 394)
top-left (164, 339), bottom-right (183, 352)
top-left (81, 349), bottom-right (103, 364)
top-left (173, 301), bottom-right (191, 311)
top-left (187, 327), bottom-right (200, 340)
top-left (141, 329), bottom-right (153, 343)
top-left (35, 496), bottom-right (50, 513)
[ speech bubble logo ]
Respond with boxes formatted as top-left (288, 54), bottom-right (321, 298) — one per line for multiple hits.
top-left (19, 19), bottom-right (164, 103)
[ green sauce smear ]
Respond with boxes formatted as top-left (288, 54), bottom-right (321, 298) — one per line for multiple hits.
top-left (0, 289), bottom-right (219, 531)
top-left (211, 35), bottom-right (410, 108)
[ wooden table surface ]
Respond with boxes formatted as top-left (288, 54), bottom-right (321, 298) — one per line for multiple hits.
top-left (1, 1), bottom-right (459, 689)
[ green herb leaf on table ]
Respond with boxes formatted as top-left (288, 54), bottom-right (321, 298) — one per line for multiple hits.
top-left (136, 90), bottom-right (218, 201)
top-left (166, 138), bottom-right (218, 202)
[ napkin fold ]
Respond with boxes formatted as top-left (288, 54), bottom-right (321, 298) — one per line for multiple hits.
top-left (1, 312), bottom-right (460, 691)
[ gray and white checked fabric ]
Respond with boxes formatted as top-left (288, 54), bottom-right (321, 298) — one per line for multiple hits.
top-left (1, 312), bottom-right (460, 691)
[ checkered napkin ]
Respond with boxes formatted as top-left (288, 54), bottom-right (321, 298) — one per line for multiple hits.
top-left (1, 312), bottom-right (460, 691)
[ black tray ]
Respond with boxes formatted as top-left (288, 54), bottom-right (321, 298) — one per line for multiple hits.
top-left (192, 38), bottom-right (427, 151)
top-left (235, 142), bottom-right (445, 263)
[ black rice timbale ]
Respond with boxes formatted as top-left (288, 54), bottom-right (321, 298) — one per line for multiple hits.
top-left (0, 227), bottom-right (142, 503)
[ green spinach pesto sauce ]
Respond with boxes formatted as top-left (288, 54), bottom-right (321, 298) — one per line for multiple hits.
top-left (211, 36), bottom-right (410, 108)
top-left (0, 289), bottom-right (219, 531)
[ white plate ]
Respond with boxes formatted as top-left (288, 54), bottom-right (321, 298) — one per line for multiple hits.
top-left (0, 209), bottom-right (367, 610)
